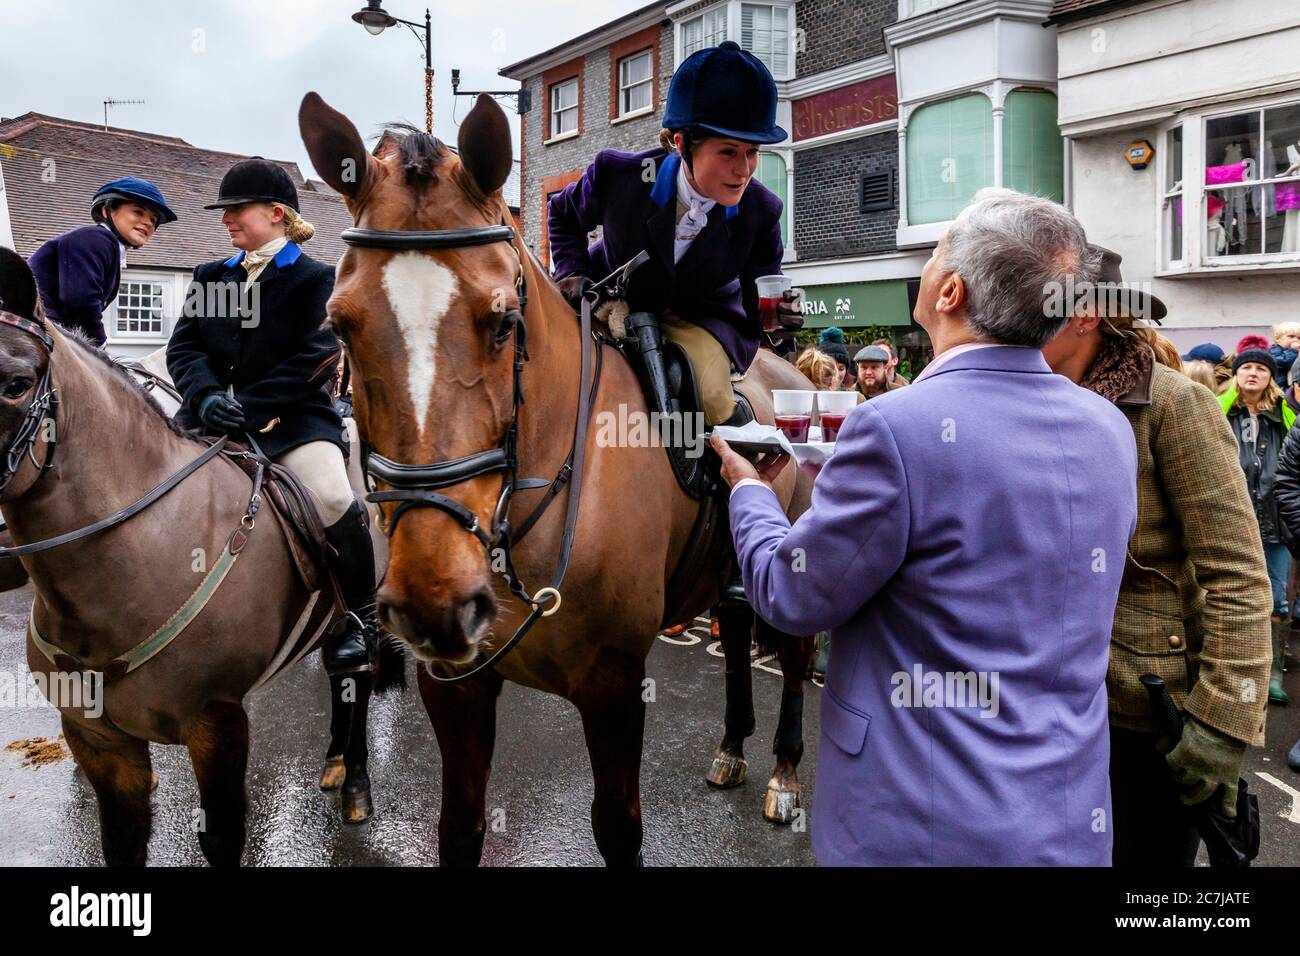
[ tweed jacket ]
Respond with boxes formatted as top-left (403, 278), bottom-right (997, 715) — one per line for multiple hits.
top-left (1109, 356), bottom-right (1272, 745)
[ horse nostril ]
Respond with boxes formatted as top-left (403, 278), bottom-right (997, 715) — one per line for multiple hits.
top-left (457, 589), bottom-right (496, 643)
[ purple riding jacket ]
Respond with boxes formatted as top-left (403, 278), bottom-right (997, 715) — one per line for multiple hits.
top-left (546, 147), bottom-right (784, 374)
top-left (729, 346), bottom-right (1138, 865)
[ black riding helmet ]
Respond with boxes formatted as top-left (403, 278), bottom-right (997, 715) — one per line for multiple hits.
top-left (205, 158), bottom-right (300, 211)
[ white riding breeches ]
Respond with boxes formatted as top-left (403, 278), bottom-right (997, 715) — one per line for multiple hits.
top-left (274, 441), bottom-right (355, 527)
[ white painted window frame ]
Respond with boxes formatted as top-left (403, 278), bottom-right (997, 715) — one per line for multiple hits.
top-left (670, 0), bottom-right (797, 83)
top-left (550, 77), bottom-right (579, 140)
top-left (106, 267), bottom-right (187, 345)
top-left (618, 49), bottom-right (655, 118)
top-left (1156, 92), bottom-right (1300, 277)
top-left (895, 80), bottom-right (1059, 249)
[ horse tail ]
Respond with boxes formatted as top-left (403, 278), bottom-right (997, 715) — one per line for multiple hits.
top-left (372, 628), bottom-right (407, 694)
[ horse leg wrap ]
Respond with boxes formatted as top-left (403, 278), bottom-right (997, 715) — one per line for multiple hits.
top-left (724, 666), bottom-right (756, 741)
top-left (773, 685), bottom-right (804, 756)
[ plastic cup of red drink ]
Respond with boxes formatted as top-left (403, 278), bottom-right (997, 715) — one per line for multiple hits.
top-left (816, 391), bottom-right (857, 442)
top-left (773, 389), bottom-right (814, 444)
top-left (756, 275), bottom-right (793, 333)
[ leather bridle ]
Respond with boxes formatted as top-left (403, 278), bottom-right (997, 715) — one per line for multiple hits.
top-left (341, 217), bottom-right (605, 683)
top-left (0, 309), bottom-right (59, 497)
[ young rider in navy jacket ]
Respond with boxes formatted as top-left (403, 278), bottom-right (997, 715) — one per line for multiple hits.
top-left (547, 42), bottom-right (802, 425)
top-left (28, 177), bottom-right (176, 346)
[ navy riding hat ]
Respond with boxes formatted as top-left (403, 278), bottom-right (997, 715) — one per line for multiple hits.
top-left (663, 40), bottom-right (787, 145)
top-left (205, 158), bottom-right (300, 211)
top-left (91, 177), bottom-right (178, 225)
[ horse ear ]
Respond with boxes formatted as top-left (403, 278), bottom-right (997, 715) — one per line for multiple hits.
top-left (457, 93), bottom-right (513, 197)
top-left (299, 92), bottom-right (371, 199)
top-left (0, 247), bottom-right (40, 319)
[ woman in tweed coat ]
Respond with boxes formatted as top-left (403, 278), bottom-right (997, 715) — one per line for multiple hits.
top-left (1043, 247), bottom-right (1272, 867)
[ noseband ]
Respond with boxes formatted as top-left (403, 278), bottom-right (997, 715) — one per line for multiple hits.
top-left (342, 217), bottom-right (604, 683)
top-left (0, 309), bottom-right (59, 496)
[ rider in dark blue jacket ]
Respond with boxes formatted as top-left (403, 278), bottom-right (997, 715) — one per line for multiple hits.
top-left (27, 177), bottom-right (176, 347)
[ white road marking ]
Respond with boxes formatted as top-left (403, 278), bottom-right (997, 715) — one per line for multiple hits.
top-left (657, 630), bottom-right (701, 646)
top-left (660, 617), bottom-right (789, 677)
top-left (1255, 771), bottom-right (1300, 824)
top-left (381, 252), bottom-right (458, 436)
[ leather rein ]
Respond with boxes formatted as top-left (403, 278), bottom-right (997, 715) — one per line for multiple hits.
top-left (341, 218), bottom-right (606, 684)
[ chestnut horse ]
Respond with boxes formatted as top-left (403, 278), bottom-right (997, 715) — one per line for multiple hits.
top-left (300, 91), bottom-right (814, 865)
top-left (0, 248), bottom-right (397, 865)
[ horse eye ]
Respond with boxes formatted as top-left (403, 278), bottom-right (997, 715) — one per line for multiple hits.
top-left (3, 378), bottom-right (32, 399)
top-left (493, 310), bottom-right (520, 346)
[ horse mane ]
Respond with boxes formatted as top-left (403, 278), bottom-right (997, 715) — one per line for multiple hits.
top-left (373, 123), bottom-right (449, 183)
top-left (369, 123), bottom-right (564, 302)
top-left (60, 330), bottom-right (200, 443)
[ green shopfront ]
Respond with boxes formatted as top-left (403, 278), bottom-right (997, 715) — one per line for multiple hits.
top-left (797, 278), bottom-right (932, 380)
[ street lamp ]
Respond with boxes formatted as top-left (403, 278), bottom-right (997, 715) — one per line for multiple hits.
top-left (351, 2), bottom-right (434, 134)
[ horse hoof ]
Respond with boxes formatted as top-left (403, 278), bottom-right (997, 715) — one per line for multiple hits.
top-left (341, 787), bottom-right (373, 825)
top-left (706, 751), bottom-right (747, 789)
top-left (319, 756), bottom-right (346, 791)
top-left (150, 772), bottom-right (159, 793)
top-left (763, 783), bottom-right (801, 825)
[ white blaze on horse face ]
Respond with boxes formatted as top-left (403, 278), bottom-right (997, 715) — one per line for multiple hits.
top-left (381, 252), bottom-right (459, 435)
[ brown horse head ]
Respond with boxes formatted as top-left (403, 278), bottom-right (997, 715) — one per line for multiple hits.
top-left (0, 247), bottom-right (54, 504)
top-left (301, 92), bottom-right (525, 663)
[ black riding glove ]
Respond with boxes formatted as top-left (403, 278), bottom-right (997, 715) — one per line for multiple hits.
top-left (557, 275), bottom-right (592, 311)
top-left (197, 392), bottom-right (247, 434)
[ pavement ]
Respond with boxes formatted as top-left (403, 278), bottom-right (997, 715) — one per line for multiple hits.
top-left (2, 581), bottom-right (1298, 866)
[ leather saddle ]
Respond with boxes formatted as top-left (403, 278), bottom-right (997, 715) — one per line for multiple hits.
top-left (605, 310), bottom-right (755, 628)
top-left (227, 447), bottom-right (340, 600)
top-left (613, 311), bottom-right (753, 501)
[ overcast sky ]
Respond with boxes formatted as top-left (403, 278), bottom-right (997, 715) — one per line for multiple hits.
top-left (0, 0), bottom-right (645, 185)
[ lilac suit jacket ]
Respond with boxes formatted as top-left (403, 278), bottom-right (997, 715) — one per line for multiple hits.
top-left (729, 346), bottom-right (1138, 865)
top-left (547, 147), bottom-right (784, 373)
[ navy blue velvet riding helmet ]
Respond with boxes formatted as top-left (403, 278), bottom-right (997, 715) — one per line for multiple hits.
top-left (663, 40), bottom-right (788, 145)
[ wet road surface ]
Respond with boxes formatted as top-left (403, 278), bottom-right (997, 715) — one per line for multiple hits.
top-left (0, 584), bottom-right (819, 866)
top-left (3, 582), bottom-right (1298, 866)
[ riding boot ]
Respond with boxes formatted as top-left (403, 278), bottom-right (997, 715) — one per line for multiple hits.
top-left (624, 311), bottom-right (680, 419)
top-left (1270, 616), bottom-right (1290, 706)
top-left (322, 498), bottom-right (378, 676)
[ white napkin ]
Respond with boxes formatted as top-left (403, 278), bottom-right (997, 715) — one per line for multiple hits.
top-left (711, 420), bottom-right (795, 456)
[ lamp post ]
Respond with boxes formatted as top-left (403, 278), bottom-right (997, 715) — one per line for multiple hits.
top-left (352, 1), bottom-right (434, 134)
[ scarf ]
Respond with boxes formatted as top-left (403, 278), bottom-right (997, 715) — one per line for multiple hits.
top-left (241, 236), bottom-right (289, 283)
top-left (674, 159), bottom-right (716, 263)
top-left (1079, 333), bottom-right (1153, 404)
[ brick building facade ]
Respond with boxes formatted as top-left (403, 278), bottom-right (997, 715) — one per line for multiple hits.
top-left (502, 0), bottom-right (927, 353)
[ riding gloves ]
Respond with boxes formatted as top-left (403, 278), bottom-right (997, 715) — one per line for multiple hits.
top-left (1163, 716), bottom-right (1247, 818)
top-left (197, 391), bottom-right (247, 434)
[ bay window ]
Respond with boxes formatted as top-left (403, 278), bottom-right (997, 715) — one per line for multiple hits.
top-left (673, 1), bottom-right (795, 81)
top-left (681, 6), bottom-right (727, 59)
top-left (740, 4), bottom-right (789, 78)
top-left (905, 93), bottom-right (994, 226)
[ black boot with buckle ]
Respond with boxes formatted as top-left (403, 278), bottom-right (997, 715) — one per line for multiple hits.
top-left (322, 498), bottom-right (377, 675)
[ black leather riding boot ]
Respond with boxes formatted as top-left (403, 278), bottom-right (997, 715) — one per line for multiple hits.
top-left (322, 498), bottom-right (377, 675)
top-left (624, 311), bottom-right (680, 418)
